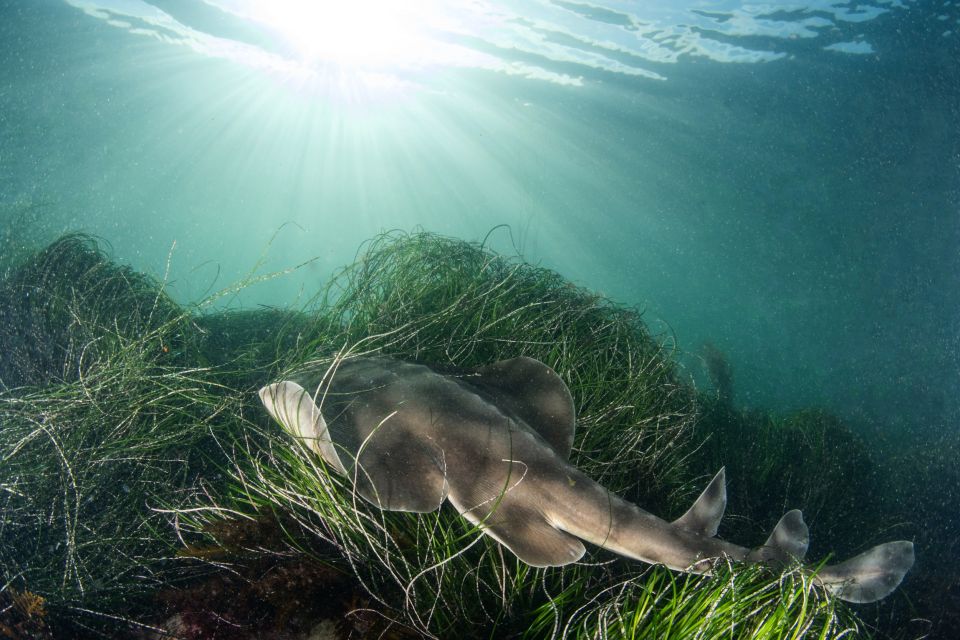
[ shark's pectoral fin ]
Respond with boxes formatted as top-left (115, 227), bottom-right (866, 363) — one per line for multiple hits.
top-left (350, 438), bottom-right (449, 513)
top-left (447, 492), bottom-right (586, 568)
top-left (258, 381), bottom-right (347, 475)
top-left (672, 467), bottom-right (727, 537)
top-left (469, 357), bottom-right (576, 459)
top-left (747, 510), bottom-right (810, 565)
top-left (816, 540), bottom-right (914, 604)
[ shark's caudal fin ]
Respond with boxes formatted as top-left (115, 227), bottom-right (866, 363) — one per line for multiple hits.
top-left (670, 477), bottom-right (913, 603)
top-left (816, 541), bottom-right (915, 604)
top-left (672, 468), bottom-right (727, 537)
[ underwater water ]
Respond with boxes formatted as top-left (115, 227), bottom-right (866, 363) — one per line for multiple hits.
top-left (1, 0), bottom-right (958, 638)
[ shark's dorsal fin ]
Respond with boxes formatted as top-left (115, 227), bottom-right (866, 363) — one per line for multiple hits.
top-left (747, 509), bottom-right (810, 565)
top-left (468, 357), bottom-right (576, 458)
top-left (672, 467), bottom-right (726, 537)
top-left (259, 381), bottom-right (347, 475)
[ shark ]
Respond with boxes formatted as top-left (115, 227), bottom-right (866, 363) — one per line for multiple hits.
top-left (259, 355), bottom-right (914, 603)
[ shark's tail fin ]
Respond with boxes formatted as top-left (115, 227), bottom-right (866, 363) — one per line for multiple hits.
top-left (815, 540), bottom-right (915, 603)
top-left (746, 510), bottom-right (810, 566)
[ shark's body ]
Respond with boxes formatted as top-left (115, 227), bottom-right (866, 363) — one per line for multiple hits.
top-left (260, 355), bottom-right (914, 604)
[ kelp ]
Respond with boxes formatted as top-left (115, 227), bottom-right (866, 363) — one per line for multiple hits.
top-left (182, 231), bottom-right (865, 639)
top-left (0, 233), bottom-right (191, 389)
top-left (0, 233), bottom-right (235, 634)
top-left (0, 230), bottom-right (897, 638)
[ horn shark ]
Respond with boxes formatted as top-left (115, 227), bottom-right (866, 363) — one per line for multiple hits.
top-left (259, 355), bottom-right (914, 604)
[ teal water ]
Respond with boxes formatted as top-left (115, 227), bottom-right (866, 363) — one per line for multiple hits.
top-left (1, 0), bottom-right (958, 637)
top-left (4, 0), bottom-right (956, 435)
top-left (1, 0), bottom-right (958, 562)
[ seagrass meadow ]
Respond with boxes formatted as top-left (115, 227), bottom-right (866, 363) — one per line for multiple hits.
top-left (0, 231), bottom-right (950, 639)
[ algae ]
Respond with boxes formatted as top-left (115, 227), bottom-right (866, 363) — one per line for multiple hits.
top-left (0, 230), bottom-right (938, 638)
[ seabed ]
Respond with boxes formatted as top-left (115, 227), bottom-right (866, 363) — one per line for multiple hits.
top-left (1, 229), bottom-right (954, 639)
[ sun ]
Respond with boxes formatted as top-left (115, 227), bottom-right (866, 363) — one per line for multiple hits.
top-left (251, 0), bottom-right (440, 69)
